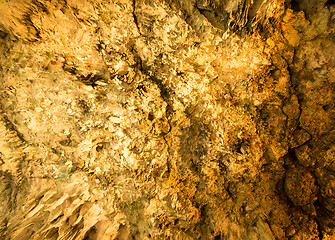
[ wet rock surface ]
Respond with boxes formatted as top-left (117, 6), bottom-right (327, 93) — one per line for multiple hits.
top-left (0, 0), bottom-right (334, 239)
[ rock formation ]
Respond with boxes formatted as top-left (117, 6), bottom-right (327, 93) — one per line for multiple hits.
top-left (0, 0), bottom-right (334, 239)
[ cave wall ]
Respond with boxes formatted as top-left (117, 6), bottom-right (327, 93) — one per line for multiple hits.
top-left (0, 0), bottom-right (334, 239)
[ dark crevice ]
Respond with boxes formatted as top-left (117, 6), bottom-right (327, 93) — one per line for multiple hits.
top-left (31, 0), bottom-right (50, 14)
top-left (115, 224), bottom-right (128, 240)
top-left (62, 62), bottom-right (78, 75)
top-left (275, 170), bottom-right (290, 202)
top-left (322, 104), bottom-right (331, 111)
top-left (290, 0), bottom-right (302, 12)
top-left (315, 216), bottom-right (324, 240)
top-left (0, 30), bottom-right (8, 39)
top-left (19, 6), bottom-right (41, 41)
top-left (214, 234), bottom-right (222, 240)
top-left (51, 214), bottom-right (64, 224)
top-left (76, 73), bottom-right (105, 88)
top-left (83, 226), bottom-right (97, 240)
top-left (132, 0), bottom-right (141, 34)
top-left (148, 112), bottom-right (155, 121)
top-left (325, 0), bottom-right (335, 6)
top-left (0, 153), bottom-right (4, 165)
top-left (0, 108), bottom-right (27, 144)
top-left (289, 126), bottom-right (313, 150)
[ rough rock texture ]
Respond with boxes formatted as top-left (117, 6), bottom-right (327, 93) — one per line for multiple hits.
top-left (0, 0), bottom-right (334, 239)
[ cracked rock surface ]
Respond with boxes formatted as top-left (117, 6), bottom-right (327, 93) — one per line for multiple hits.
top-left (0, 0), bottom-right (334, 239)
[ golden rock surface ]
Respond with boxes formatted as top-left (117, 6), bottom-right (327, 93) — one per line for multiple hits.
top-left (0, 0), bottom-right (334, 239)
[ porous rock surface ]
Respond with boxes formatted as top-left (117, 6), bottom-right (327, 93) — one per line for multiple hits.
top-left (0, 0), bottom-right (334, 239)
